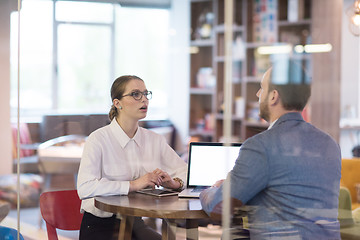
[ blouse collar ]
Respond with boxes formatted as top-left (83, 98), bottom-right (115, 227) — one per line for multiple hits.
top-left (110, 118), bottom-right (142, 148)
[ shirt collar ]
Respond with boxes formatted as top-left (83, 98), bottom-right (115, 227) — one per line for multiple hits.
top-left (110, 118), bottom-right (141, 148)
top-left (268, 119), bottom-right (278, 129)
top-left (269, 112), bottom-right (304, 129)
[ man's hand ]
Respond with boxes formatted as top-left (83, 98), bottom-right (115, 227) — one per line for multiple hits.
top-left (212, 179), bottom-right (225, 188)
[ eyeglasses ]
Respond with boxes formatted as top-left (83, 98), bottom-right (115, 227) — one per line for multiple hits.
top-left (121, 90), bottom-right (152, 101)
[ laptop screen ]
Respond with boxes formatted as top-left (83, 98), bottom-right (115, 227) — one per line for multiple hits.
top-left (187, 142), bottom-right (242, 188)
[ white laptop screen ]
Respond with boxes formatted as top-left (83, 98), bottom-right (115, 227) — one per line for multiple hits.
top-left (187, 142), bottom-right (242, 188)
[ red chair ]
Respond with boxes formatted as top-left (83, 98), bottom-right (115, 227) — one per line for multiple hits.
top-left (40, 190), bottom-right (83, 240)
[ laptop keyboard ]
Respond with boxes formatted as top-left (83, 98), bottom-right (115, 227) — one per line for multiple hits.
top-left (191, 186), bottom-right (209, 192)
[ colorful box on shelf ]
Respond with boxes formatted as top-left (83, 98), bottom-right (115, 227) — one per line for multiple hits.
top-left (252, 0), bottom-right (278, 43)
top-left (196, 67), bottom-right (216, 88)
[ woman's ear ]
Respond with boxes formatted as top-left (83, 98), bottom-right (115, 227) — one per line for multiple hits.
top-left (113, 99), bottom-right (121, 109)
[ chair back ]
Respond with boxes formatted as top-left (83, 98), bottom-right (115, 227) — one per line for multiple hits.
top-left (40, 189), bottom-right (83, 240)
top-left (338, 186), bottom-right (355, 227)
top-left (341, 158), bottom-right (360, 204)
top-left (0, 226), bottom-right (25, 240)
top-left (11, 122), bottom-right (35, 159)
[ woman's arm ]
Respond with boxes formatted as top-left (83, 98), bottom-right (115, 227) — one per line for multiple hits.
top-left (157, 136), bottom-right (188, 190)
top-left (77, 136), bottom-right (129, 199)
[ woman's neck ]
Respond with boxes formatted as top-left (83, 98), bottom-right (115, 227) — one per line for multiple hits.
top-left (116, 117), bottom-right (138, 138)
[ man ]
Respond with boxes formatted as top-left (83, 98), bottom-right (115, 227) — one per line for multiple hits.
top-left (200, 62), bottom-right (341, 239)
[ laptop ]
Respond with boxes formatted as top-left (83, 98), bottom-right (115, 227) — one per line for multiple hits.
top-left (179, 142), bottom-right (242, 198)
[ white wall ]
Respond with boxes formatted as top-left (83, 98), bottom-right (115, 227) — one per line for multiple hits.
top-left (0, 0), bottom-right (16, 174)
top-left (341, 0), bottom-right (360, 118)
top-left (167, 0), bottom-right (190, 152)
top-left (340, 0), bottom-right (360, 158)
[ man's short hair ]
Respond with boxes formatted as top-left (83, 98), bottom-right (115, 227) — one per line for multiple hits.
top-left (269, 60), bottom-right (311, 111)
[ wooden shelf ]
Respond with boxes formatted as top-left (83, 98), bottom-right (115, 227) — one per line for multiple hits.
top-left (214, 24), bottom-right (245, 33)
top-left (245, 42), bottom-right (290, 49)
top-left (216, 113), bottom-right (243, 121)
top-left (190, 88), bottom-right (215, 95)
top-left (278, 19), bottom-right (312, 27)
top-left (189, 0), bottom-right (313, 142)
top-left (191, 0), bottom-right (212, 3)
top-left (214, 56), bottom-right (244, 62)
top-left (244, 121), bottom-right (269, 128)
top-left (191, 39), bottom-right (214, 47)
top-left (243, 76), bottom-right (261, 83)
top-left (189, 129), bottom-right (214, 136)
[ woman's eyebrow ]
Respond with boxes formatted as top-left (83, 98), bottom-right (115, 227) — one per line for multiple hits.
top-left (130, 89), bottom-right (148, 92)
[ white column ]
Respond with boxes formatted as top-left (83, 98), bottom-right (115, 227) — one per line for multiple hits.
top-left (0, 0), bottom-right (16, 175)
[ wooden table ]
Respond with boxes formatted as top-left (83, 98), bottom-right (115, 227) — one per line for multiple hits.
top-left (38, 144), bottom-right (83, 189)
top-left (95, 193), bottom-right (209, 240)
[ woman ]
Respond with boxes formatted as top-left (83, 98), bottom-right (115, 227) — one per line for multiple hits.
top-left (77, 75), bottom-right (187, 240)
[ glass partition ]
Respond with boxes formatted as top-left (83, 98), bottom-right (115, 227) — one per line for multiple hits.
top-left (5, 0), bottom-right (360, 239)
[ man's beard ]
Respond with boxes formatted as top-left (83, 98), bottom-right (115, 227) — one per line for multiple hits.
top-left (259, 97), bottom-right (270, 122)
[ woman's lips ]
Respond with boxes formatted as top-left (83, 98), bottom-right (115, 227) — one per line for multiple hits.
top-left (140, 105), bottom-right (148, 111)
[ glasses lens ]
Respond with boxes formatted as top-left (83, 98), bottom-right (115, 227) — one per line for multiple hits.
top-left (132, 91), bottom-right (142, 100)
top-left (146, 91), bottom-right (152, 100)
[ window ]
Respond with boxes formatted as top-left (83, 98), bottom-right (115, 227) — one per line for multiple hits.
top-left (10, 0), bottom-right (53, 119)
top-left (114, 7), bottom-right (170, 118)
top-left (55, 1), bottom-right (114, 113)
top-left (10, 0), bottom-right (170, 121)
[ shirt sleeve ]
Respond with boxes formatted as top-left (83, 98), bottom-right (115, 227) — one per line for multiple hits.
top-left (77, 134), bottom-right (130, 200)
top-left (200, 137), bottom-right (269, 214)
top-left (200, 186), bottom-right (222, 215)
top-left (158, 135), bottom-right (188, 183)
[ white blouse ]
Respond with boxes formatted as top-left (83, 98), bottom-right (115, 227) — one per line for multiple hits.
top-left (77, 118), bottom-right (187, 217)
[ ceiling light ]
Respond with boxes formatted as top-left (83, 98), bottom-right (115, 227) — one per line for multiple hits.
top-left (257, 45), bottom-right (292, 55)
top-left (304, 43), bottom-right (332, 53)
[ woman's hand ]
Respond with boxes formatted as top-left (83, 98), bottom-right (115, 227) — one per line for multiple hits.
top-left (129, 171), bottom-right (162, 192)
top-left (152, 168), bottom-right (180, 190)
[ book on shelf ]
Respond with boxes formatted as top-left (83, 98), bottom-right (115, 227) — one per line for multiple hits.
top-left (246, 101), bottom-right (260, 123)
top-left (279, 30), bottom-right (302, 46)
top-left (287, 0), bottom-right (305, 22)
top-left (232, 61), bottom-right (242, 84)
top-left (252, 0), bottom-right (278, 43)
top-left (235, 97), bottom-right (245, 118)
top-left (233, 35), bottom-right (245, 60)
top-left (253, 50), bottom-right (271, 78)
top-left (195, 113), bottom-right (215, 131)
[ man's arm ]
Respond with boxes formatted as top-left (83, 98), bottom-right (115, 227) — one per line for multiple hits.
top-left (199, 184), bottom-right (243, 220)
top-left (199, 136), bottom-right (268, 219)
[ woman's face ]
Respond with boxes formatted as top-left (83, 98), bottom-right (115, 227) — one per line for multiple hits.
top-left (116, 79), bottom-right (149, 122)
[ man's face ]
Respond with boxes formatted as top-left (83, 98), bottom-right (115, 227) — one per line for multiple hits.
top-left (256, 69), bottom-right (271, 122)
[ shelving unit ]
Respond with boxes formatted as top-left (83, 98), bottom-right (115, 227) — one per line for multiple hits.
top-left (189, 0), bottom-right (312, 142)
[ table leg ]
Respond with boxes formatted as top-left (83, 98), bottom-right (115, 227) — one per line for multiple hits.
top-left (185, 219), bottom-right (199, 240)
top-left (161, 219), bottom-right (176, 240)
top-left (119, 215), bottom-right (134, 240)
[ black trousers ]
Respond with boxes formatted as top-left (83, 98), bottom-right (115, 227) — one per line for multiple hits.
top-left (80, 212), bottom-right (161, 240)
